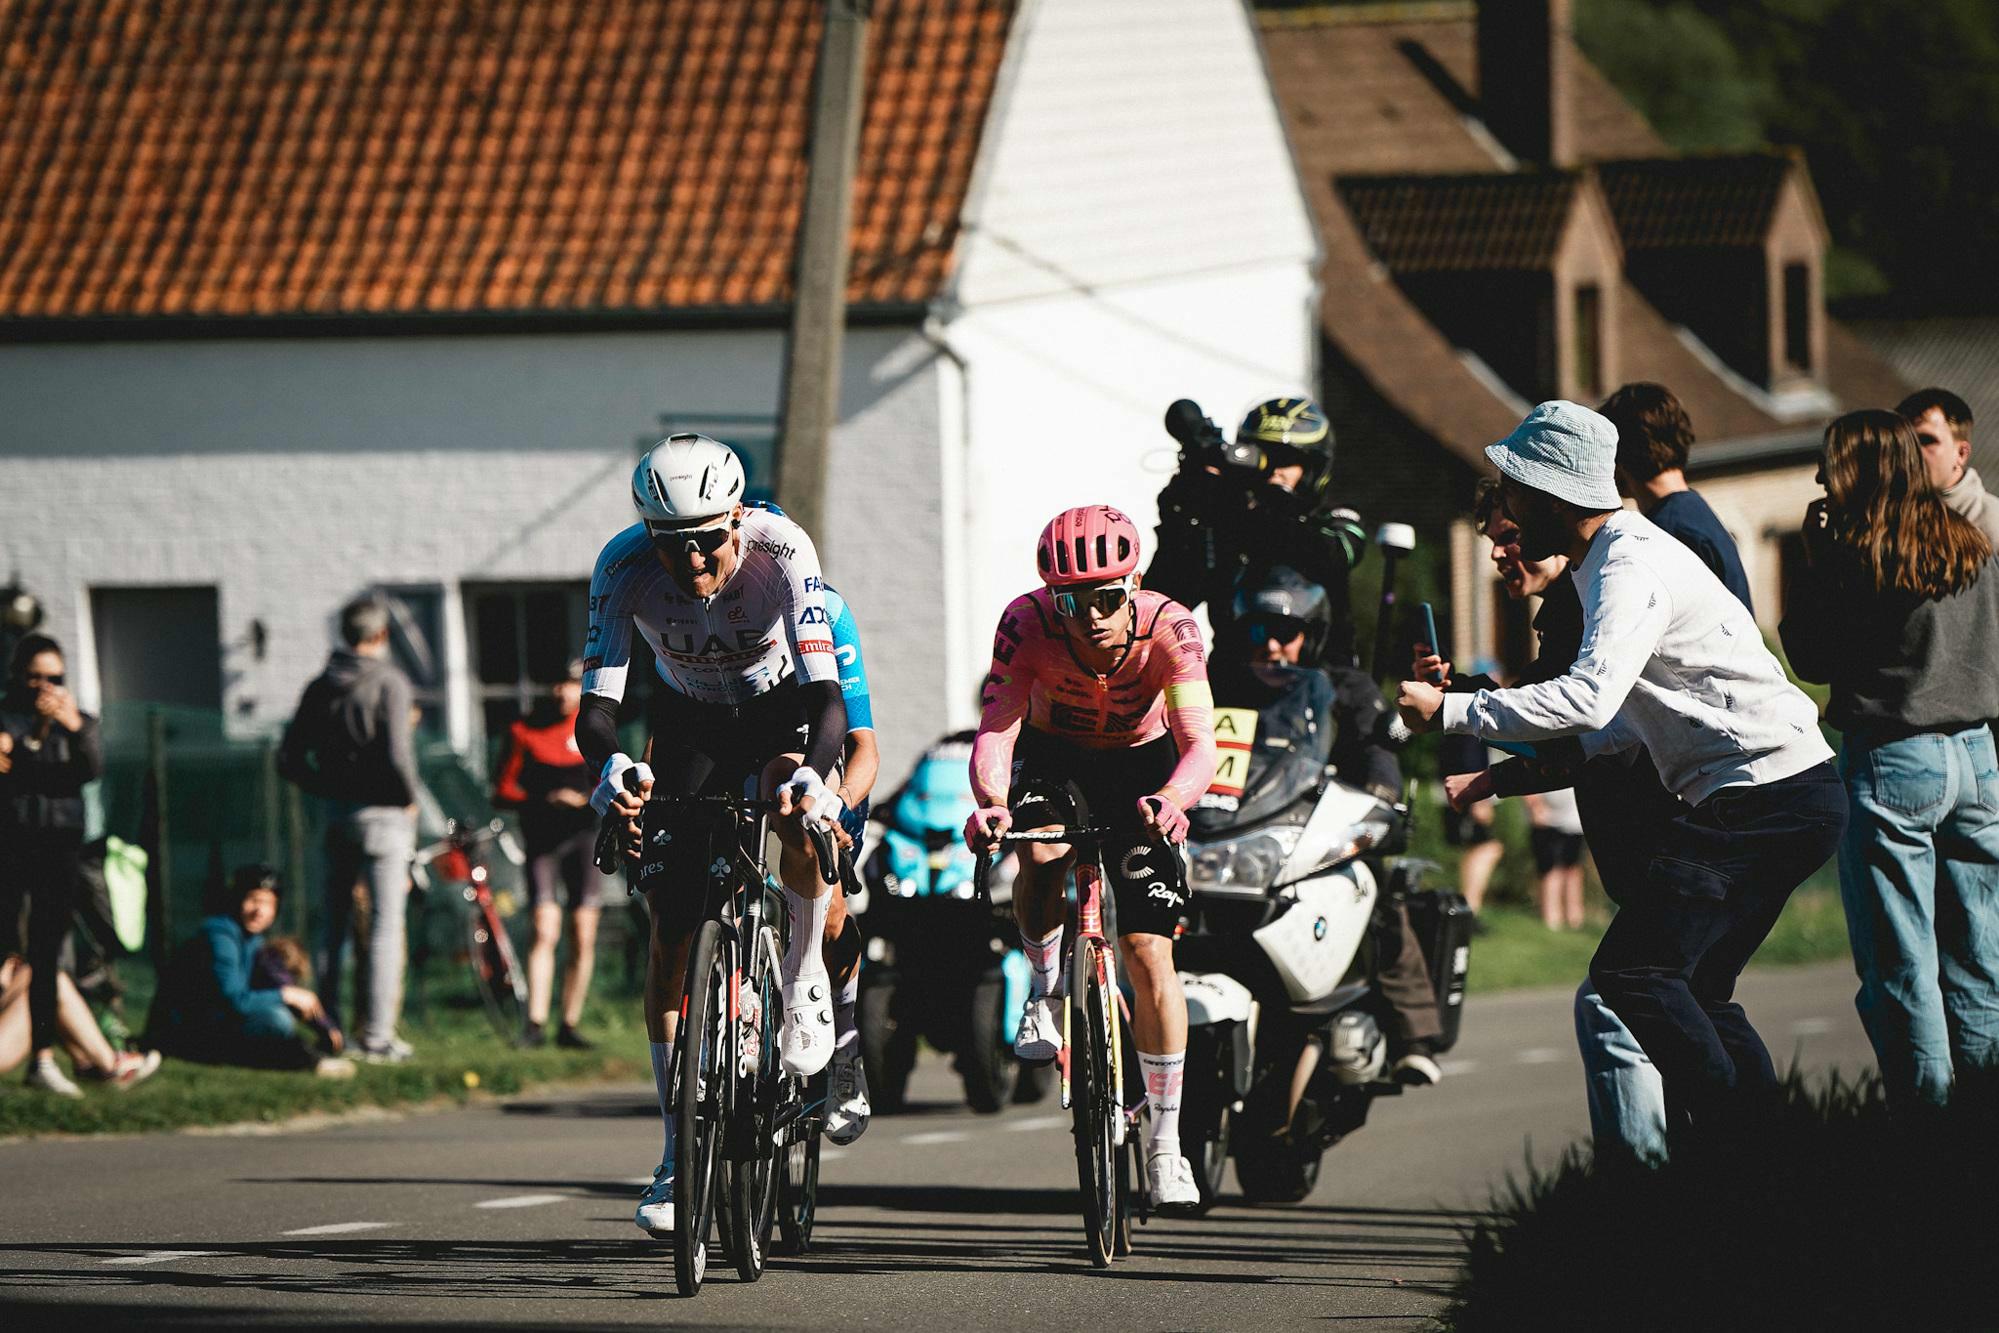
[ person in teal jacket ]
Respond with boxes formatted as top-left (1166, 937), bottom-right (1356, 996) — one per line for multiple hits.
top-left (149, 866), bottom-right (342, 1072)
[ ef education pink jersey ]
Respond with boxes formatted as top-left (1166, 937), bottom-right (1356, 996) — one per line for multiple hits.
top-left (971, 588), bottom-right (1217, 811)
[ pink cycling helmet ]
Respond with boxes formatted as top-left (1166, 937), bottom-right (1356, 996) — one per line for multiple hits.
top-left (1036, 505), bottom-right (1142, 586)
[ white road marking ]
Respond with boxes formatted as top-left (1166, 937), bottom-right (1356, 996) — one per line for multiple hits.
top-left (1791, 1017), bottom-right (1833, 1035)
top-left (1517, 1048), bottom-right (1564, 1065)
top-left (101, 1251), bottom-right (222, 1267)
top-left (281, 1222), bottom-right (394, 1237)
top-left (474, 1194), bottom-right (566, 1210)
top-left (903, 1130), bottom-right (969, 1146)
top-left (820, 1147), bottom-right (847, 1162)
top-left (1005, 1114), bottom-right (1067, 1133)
top-left (1439, 1059), bottom-right (1479, 1077)
top-left (623, 1176), bottom-right (656, 1187)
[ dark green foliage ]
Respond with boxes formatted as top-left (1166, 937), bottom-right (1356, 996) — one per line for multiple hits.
top-left (1574, 0), bottom-right (1767, 151)
top-left (1452, 1069), bottom-right (1999, 1331)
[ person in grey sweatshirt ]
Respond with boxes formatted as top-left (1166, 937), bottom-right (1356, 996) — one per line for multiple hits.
top-left (279, 596), bottom-right (419, 1062)
top-left (1781, 408), bottom-right (1999, 1107)
top-left (1900, 387), bottom-right (1999, 548)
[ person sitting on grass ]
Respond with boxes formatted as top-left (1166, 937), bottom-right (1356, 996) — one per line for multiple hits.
top-left (251, 933), bottom-right (344, 1055)
top-left (1, 954), bottom-right (161, 1094)
top-left (147, 865), bottom-right (354, 1078)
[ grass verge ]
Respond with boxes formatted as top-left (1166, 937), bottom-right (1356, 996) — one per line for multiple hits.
top-left (1450, 1071), bottom-right (1994, 1331)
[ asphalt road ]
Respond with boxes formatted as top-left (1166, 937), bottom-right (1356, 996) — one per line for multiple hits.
top-left (0, 962), bottom-right (1875, 1331)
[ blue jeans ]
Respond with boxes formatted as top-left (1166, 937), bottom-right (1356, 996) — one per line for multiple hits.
top-left (1838, 727), bottom-right (1999, 1106)
top-left (1575, 980), bottom-right (1668, 1161)
top-left (1591, 762), bottom-right (1846, 1127)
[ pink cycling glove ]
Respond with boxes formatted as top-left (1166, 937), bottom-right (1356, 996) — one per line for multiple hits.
top-left (1138, 795), bottom-right (1191, 845)
top-left (965, 805), bottom-right (1013, 853)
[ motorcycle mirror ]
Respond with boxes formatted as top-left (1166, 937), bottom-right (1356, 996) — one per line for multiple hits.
top-left (1374, 522), bottom-right (1416, 556)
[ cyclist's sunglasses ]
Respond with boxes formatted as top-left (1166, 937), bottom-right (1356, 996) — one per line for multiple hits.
top-left (1246, 614), bottom-right (1308, 646)
top-left (648, 519), bottom-right (737, 557)
top-left (1052, 578), bottom-right (1135, 619)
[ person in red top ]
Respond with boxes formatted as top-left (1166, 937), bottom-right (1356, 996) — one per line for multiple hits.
top-left (965, 505), bottom-right (1217, 1211)
top-left (492, 659), bottom-right (605, 1050)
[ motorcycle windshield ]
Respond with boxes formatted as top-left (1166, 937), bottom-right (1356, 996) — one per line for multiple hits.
top-left (893, 753), bottom-right (976, 839)
top-left (1191, 667), bottom-right (1335, 837)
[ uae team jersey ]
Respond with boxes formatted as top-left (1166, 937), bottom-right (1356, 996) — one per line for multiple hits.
top-left (581, 507), bottom-right (838, 706)
top-left (971, 588), bottom-right (1216, 811)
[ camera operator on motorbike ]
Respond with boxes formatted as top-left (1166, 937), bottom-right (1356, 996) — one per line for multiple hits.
top-left (1147, 396), bottom-right (1368, 668)
top-left (579, 434), bottom-right (850, 1238)
top-left (1210, 568), bottom-right (1446, 1087)
top-left (963, 505), bottom-right (1217, 1211)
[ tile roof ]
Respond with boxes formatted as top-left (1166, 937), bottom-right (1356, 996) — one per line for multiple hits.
top-left (1597, 153), bottom-right (1798, 250)
top-left (0, 0), bottom-right (1015, 324)
top-left (1338, 171), bottom-right (1581, 272)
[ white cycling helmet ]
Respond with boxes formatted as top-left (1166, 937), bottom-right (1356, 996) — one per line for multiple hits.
top-left (632, 433), bottom-right (746, 526)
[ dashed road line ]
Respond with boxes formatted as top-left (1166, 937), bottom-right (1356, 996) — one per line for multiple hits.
top-left (1439, 1059), bottom-right (1479, 1077)
top-left (1517, 1048), bottom-right (1564, 1065)
top-left (282, 1222), bottom-right (395, 1237)
top-left (903, 1130), bottom-right (969, 1146)
top-left (1791, 1017), bottom-right (1833, 1035)
top-left (1005, 1114), bottom-right (1067, 1133)
top-left (101, 1251), bottom-right (222, 1267)
top-left (474, 1194), bottom-right (566, 1210)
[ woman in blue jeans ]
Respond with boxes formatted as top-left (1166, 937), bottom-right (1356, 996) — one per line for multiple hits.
top-left (1782, 409), bottom-right (1999, 1107)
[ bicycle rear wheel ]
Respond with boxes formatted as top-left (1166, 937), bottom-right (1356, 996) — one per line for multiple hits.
top-left (674, 920), bottom-right (729, 1297)
top-left (1071, 938), bottom-right (1120, 1267)
top-left (775, 1091), bottom-right (822, 1256)
top-left (467, 907), bottom-right (526, 1041)
top-left (727, 921), bottom-right (785, 1282)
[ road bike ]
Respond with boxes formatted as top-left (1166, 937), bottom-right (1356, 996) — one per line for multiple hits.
top-left (976, 792), bottom-right (1149, 1268)
top-left (413, 818), bottom-right (527, 1041)
top-left (598, 792), bottom-right (839, 1296)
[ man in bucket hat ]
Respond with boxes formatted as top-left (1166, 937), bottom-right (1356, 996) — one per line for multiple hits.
top-left (1396, 401), bottom-right (1844, 1139)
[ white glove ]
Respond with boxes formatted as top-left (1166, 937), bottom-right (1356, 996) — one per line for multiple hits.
top-left (591, 753), bottom-right (653, 816)
top-left (784, 766), bottom-right (843, 829)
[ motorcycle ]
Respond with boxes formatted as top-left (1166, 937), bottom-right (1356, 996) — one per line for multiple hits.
top-left (855, 734), bottom-right (1052, 1114)
top-left (1174, 666), bottom-right (1472, 1207)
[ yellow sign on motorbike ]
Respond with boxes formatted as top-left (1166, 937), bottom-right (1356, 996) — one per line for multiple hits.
top-left (1209, 707), bottom-right (1259, 797)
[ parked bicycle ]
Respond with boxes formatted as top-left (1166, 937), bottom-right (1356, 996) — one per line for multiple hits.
top-left (597, 792), bottom-right (839, 1296)
top-left (976, 793), bottom-right (1149, 1268)
top-left (412, 818), bottom-right (527, 1041)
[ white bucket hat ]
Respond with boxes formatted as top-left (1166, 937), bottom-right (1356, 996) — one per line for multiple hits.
top-left (1484, 401), bottom-right (1621, 511)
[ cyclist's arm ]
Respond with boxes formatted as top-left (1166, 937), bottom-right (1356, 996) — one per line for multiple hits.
top-left (826, 586), bottom-right (879, 806)
top-left (577, 532), bottom-right (640, 774)
top-left (778, 532), bottom-right (846, 777)
top-left (1155, 604), bottom-right (1219, 809)
top-left (840, 728), bottom-right (880, 809)
top-left (970, 598), bottom-right (1036, 807)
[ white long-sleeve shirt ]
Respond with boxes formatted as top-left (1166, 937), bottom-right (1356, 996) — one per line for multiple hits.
top-left (1441, 510), bottom-right (1831, 806)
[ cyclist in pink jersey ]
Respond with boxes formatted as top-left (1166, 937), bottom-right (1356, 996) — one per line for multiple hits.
top-left (965, 505), bottom-right (1216, 1211)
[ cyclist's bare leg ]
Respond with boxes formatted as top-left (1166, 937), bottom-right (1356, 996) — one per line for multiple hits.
top-left (1013, 835), bottom-right (1074, 1001)
top-left (1121, 932), bottom-right (1187, 1054)
top-left (561, 905), bottom-right (600, 1030)
top-left (643, 910), bottom-right (693, 1045)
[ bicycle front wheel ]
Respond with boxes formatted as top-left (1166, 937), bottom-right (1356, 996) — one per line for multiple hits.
top-left (1071, 938), bottom-right (1120, 1267)
top-left (467, 907), bottom-right (526, 1041)
top-left (727, 921), bottom-right (785, 1282)
top-left (673, 920), bottom-right (729, 1297)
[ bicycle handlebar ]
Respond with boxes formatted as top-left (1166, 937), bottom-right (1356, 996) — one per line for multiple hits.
top-left (593, 789), bottom-right (842, 885)
top-left (971, 824), bottom-right (1118, 905)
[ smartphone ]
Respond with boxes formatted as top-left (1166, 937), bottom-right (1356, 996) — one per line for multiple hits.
top-left (1417, 603), bottom-right (1443, 683)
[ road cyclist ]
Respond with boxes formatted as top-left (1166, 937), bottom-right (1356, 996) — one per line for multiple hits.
top-left (577, 434), bottom-right (852, 1239)
top-left (964, 504), bottom-right (1218, 1213)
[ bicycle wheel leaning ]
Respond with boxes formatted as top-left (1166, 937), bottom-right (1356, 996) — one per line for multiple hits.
top-left (674, 919), bottom-right (730, 1297)
top-left (467, 907), bottom-right (526, 1041)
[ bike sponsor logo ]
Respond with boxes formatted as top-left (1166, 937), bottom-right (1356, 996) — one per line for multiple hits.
top-left (1147, 882), bottom-right (1183, 906)
top-left (658, 628), bottom-right (771, 659)
top-left (651, 828), bottom-right (673, 845)
top-left (798, 606), bottom-right (827, 625)
top-left (1312, 915), bottom-right (1328, 941)
top-left (836, 644), bottom-right (859, 668)
top-left (803, 575), bottom-right (824, 593)
top-left (581, 655), bottom-right (603, 672)
top-left (709, 857), bottom-right (731, 878)
top-left (1120, 848), bottom-right (1157, 880)
top-left (797, 638), bottom-right (834, 657)
top-left (642, 860), bottom-right (667, 877)
top-left (604, 547), bottom-right (648, 578)
top-left (748, 538), bottom-right (796, 562)
top-left (728, 604), bottom-right (747, 623)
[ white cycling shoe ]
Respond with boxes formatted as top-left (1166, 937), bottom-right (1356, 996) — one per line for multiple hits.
top-left (1146, 1152), bottom-right (1201, 1212)
top-left (635, 1162), bottom-right (675, 1237)
top-left (825, 1044), bottom-right (871, 1145)
top-left (780, 972), bottom-right (835, 1076)
top-left (1014, 994), bottom-right (1061, 1064)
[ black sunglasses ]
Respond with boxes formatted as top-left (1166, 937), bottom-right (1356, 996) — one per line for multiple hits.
top-left (649, 520), bottom-right (737, 557)
top-left (1246, 615), bottom-right (1307, 646)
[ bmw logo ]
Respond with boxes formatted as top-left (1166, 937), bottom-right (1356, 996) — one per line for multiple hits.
top-left (1312, 916), bottom-right (1328, 941)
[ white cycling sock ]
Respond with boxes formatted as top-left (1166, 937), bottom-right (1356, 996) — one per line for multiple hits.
top-left (833, 968), bottom-right (860, 1051)
top-left (1139, 1050), bottom-right (1185, 1159)
top-left (651, 1040), bottom-right (676, 1166)
top-left (782, 886), bottom-right (833, 983)
top-left (1020, 925), bottom-right (1063, 998)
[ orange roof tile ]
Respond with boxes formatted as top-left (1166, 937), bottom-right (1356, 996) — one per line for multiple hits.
top-left (0, 0), bottom-right (1015, 325)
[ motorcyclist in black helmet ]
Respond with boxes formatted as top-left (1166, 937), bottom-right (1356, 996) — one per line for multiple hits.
top-left (1147, 396), bottom-right (1368, 667)
top-left (1204, 567), bottom-right (1444, 1087)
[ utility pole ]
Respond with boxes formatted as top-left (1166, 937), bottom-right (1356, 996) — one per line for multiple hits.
top-left (775, 0), bottom-right (871, 556)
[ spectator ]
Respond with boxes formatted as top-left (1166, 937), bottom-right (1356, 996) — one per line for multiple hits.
top-left (493, 660), bottom-right (604, 1050)
top-left (251, 933), bottom-right (343, 1054)
top-left (1600, 382), bottom-right (1754, 612)
top-left (278, 595), bottom-right (420, 1064)
top-left (1401, 401), bottom-right (1843, 1136)
top-left (1897, 387), bottom-right (1999, 547)
top-left (1526, 786), bottom-right (1586, 931)
top-left (1780, 409), bottom-right (1999, 1107)
top-left (1, 954), bottom-right (160, 1092)
top-left (0, 633), bottom-right (103, 1097)
top-left (148, 865), bottom-right (352, 1076)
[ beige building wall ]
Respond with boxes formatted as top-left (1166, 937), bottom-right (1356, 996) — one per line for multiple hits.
top-left (1688, 462), bottom-right (1823, 632)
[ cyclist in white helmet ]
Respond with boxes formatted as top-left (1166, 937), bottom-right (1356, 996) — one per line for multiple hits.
top-left (577, 433), bottom-right (850, 1238)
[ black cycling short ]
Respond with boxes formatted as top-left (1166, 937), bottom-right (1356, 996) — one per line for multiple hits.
top-left (633, 683), bottom-right (815, 932)
top-left (1008, 727), bottom-right (1189, 940)
top-left (1530, 827), bottom-right (1586, 873)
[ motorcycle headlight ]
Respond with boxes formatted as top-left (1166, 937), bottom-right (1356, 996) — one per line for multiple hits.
top-left (1188, 825), bottom-right (1303, 893)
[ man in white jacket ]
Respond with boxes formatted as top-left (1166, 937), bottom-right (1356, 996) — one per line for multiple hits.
top-left (1397, 401), bottom-right (1846, 1134)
